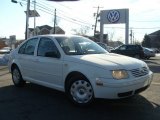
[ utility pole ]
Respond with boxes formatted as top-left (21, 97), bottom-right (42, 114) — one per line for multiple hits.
top-left (93, 6), bottom-right (103, 39)
top-left (11, 0), bottom-right (30, 40)
top-left (25, 0), bottom-right (30, 39)
top-left (132, 32), bottom-right (134, 44)
top-left (53, 9), bottom-right (56, 34)
top-left (130, 29), bottom-right (133, 44)
top-left (94, 6), bottom-right (99, 38)
top-left (34, 0), bottom-right (36, 36)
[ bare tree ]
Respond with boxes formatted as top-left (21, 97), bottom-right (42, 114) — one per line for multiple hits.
top-left (72, 26), bottom-right (90, 35)
top-left (142, 34), bottom-right (151, 48)
top-left (106, 28), bottom-right (115, 41)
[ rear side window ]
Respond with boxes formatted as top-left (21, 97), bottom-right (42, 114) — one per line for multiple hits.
top-left (119, 45), bottom-right (127, 50)
top-left (18, 38), bottom-right (38, 55)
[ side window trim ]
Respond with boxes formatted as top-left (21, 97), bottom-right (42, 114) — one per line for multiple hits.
top-left (18, 42), bottom-right (27, 54)
top-left (37, 37), bottom-right (60, 58)
top-left (18, 37), bottom-right (38, 55)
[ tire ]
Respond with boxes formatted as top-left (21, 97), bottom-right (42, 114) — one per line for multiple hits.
top-left (66, 76), bottom-right (94, 106)
top-left (12, 66), bottom-right (26, 87)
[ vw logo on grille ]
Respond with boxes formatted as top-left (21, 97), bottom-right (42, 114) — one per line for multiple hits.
top-left (107, 10), bottom-right (120, 23)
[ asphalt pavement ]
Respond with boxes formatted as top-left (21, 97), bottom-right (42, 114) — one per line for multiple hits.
top-left (0, 54), bottom-right (160, 120)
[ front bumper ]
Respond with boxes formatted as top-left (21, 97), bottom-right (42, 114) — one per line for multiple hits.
top-left (93, 71), bottom-right (153, 99)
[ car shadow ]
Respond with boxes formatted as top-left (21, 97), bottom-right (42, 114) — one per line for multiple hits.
top-left (0, 83), bottom-right (159, 120)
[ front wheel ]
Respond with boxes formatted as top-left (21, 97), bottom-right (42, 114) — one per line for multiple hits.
top-left (66, 76), bottom-right (94, 106)
top-left (12, 67), bottom-right (26, 87)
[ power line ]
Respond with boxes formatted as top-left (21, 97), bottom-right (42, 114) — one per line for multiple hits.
top-left (20, 0), bottom-right (160, 31)
top-left (20, 2), bottom-right (92, 28)
top-left (39, 0), bottom-right (72, 9)
top-left (37, 0), bottom-right (94, 25)
top-left (102, 26), bottom-right (160, 30)
top-left (36, 0), bottom-right (93, 24)
top-left (131, 20), bottom-right (160, 23)
top-left (132, 27), bottom-right (160, 29)
top-left (31, 0), bottom-right (93, 26)
top-left (20, 0), bottom-right (92, 27)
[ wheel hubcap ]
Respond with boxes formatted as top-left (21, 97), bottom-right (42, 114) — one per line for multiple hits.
top-left (70, 80), bottom-right (93, 103)
top-left (13, 69), bottom-right (20, 84)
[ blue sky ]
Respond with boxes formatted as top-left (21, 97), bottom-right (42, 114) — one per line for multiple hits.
top-left (0, 0), bottom-right (160, 43)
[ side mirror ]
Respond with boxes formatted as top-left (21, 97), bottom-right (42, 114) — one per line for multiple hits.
top-left (45, 50), bottom-right (60, 58)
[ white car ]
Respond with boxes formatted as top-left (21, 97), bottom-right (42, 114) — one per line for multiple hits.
top-left (0, 47), bottom-right (11, 54)
top-left (8, 35), bottom-right (153, 106)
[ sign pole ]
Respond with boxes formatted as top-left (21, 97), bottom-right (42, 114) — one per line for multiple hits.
top-left (125, 9), bottom-right (129, 44)
top-left (100, 22), bottom-right (103, 42)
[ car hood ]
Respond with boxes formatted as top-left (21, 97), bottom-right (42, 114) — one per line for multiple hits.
top-left (64, 53), bottom-right (147, 70)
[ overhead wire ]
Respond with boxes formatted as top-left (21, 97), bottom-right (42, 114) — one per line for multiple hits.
top-left (38, 0), bottom-right (94, 22)
top-left (20, 1), bottom-right (92, 28)
top-left (20, 0), bottom-right (160, 30)
top-left (21, 0), bottom-right (94, 28)
top-left (35, 0), bottom-right (94, 26)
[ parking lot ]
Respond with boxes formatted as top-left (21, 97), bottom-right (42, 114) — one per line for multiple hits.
top-left (0, 55), bottom-right (160, 120)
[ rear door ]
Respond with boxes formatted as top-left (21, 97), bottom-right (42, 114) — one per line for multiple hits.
top-left (17, 37), bottom-right (39, 80)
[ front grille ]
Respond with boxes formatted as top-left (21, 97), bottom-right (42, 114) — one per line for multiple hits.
top-left (130, 67), bottom-right (149, 77)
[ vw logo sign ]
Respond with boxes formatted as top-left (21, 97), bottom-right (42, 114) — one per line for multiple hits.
top-left (107, 10), bottom-right (120, 23)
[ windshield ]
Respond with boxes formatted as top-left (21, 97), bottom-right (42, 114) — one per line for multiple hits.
top-left (55, 36), bottom-right (108, 55)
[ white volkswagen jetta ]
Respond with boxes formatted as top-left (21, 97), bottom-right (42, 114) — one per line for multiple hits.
top-left (8, 35), bottom-right (153, 106)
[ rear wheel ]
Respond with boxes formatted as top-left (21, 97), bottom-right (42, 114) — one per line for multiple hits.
top-left (12, 66), bottom-right (26, 87)
top-left (66, 76), bottom-right (94, 106)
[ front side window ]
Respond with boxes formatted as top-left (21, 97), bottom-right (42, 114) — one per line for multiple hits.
top-left (37, 37), bottom-right (60, 58)
top-left (18, 38), bottom-right (38, 55)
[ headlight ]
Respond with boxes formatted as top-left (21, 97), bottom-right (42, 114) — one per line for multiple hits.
top-left (112, 70), bottom-right (128, 80)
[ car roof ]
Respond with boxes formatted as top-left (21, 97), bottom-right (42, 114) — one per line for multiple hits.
top-left (97, 42), bottom-right (107, 44)
top-left (34, 34), bottom-right (81, 38)
top-left (123, 44), bottom-right (141, 46)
